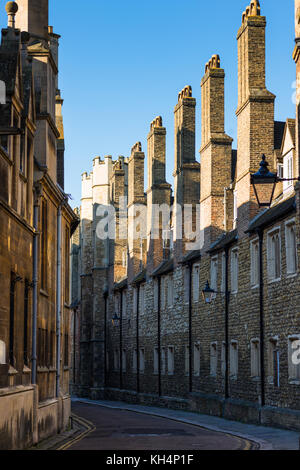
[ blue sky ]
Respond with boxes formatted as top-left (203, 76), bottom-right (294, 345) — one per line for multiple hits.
top-left (0, 1), bottom-right (296, 208)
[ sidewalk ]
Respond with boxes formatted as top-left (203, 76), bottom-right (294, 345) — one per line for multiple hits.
top-left (72, 397), bottom-right (300, 450)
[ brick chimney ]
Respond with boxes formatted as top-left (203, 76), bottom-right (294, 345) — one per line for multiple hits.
top-left (200, 55), bottom-right (233, 249)
top-left (236, 0), bottom-right (275, 234)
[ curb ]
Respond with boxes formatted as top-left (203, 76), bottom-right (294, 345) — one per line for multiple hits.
top-left (73, 398), bottom-right (270, 450)
top-left (56, 414), bottom-right (96, 450)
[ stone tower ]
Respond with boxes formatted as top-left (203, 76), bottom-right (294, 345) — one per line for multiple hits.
top-left (236, 0), bottom-right (275, 234)
top-left (200, 55), bottom-right (233, 248)
top-left (173, 87), bottom-right (200, 259)
top-left (146, 117), bottom-right (172, 274)
top-left (294, 0), bottom-right (300, 176)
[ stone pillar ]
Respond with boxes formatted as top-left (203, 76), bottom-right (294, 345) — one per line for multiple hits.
top-left (200, 55), bottom-right (233, 249)
top-left (111, 158), bottom-right (127, 283)
top-left (15, 0), bottom-right (49, 40)
top-left (236, 0), bottom-right (275, 235)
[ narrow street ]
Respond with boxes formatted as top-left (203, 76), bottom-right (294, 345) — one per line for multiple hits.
top-left (68, 402), bottom-right (258, 450)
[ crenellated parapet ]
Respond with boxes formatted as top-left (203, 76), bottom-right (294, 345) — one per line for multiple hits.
top-left (131, 141), bottom-right (142, 154)
top-left (242, 0), bottom-right (261, 23)
top-left (150, 116), bottom-right (163, 130)
top-left (205, 54), bottom-right (221, 73)
top-left (178, 85), bottom-right (192, 102)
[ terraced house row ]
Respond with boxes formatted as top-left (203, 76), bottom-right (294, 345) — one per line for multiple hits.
top-left (71, 0), bottom-right (300, 431)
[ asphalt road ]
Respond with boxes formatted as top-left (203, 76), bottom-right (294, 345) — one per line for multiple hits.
top-left (68, 402), bottom-right (258, 450)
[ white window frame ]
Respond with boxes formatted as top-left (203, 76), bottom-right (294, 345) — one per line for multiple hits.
top-left (167, 274), bottom-right (174, 308)
top-left (210, 342), bottom-right (218, 377)
top-left (210, 256), bottom-right (218, 297)
top-left (154, 347), bottom-right (159, 375)
top-left (0, 340), bottom-right (5, 365)
top-left (192, 264), bottom-right (200, 303)
top-left (194, 342), bottom-right (201, 377)
top-left (161, 347), bottom-right (166, 375)
top-left (250, 238), bottom-right (260, 288)
top-left (267, 337), bottom-right (280, 387)
top-left (288, 335), bottom-right (300, 384)
top-left (285, 218), bottom-right (298, 276)
top-left (267, 226), bottom-right (281, 283)
top-left (251, 339), bottom-right (261, 378)
top-left (167, 346), bottom-right (175, 376)
top-left (139, 348), bottom-right (145, 374)
top-left (231, 248), bottom-right (239, 294)
top-left (229, 341), bottom-right (238, 379)
top-left (233, 190), bottom-right (238, 229)
top-left (283, 150), bottom-right (294, 193)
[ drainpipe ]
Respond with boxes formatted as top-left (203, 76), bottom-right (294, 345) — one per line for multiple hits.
top-left (136, 285), bottom-right (140, 395)
top-left (258, 229), bottom-right (265, 409)
top-left (157, 276), bottom-right (161, 397)
top-left (32, 196), bottom-right (39, 385)
top-left (120, 290), bottom-right (123, 390)
top-left (224, 247), bottom-right (229, 400)
top-left (188, 263), bottom-right (193, 393)
top-left (56, 203), bottom-right (62, 397)
top-left (104, 292), bottom-right (108, 388)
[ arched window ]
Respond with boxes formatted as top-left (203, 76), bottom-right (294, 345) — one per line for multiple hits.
top-left (0, 340), bottom-right (6, 365)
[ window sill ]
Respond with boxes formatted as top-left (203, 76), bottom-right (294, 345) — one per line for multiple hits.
top-left (288, 379), bottom-right (300, 386)
top-left (37, 367), bottom-right (49, 373)
top-left (251, 284), bottom-right (259, 290)
top-left (251, 376), bottom-right (261, 382)
top-left (40, 289), bottom-right (49, 298)
top-left (286, 272), bottom-right (298, 279)
top-left (268, 278), bottom-right (281, 285)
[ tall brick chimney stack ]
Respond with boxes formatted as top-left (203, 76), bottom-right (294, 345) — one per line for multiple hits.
top-left (146, 117), bottom-right (172, 274)
top-left (128, 142), bottom-right (146, 282)
top-left (293, 0), bottom-right (300, 178)
top-left (15, 0), bottom-right (49, 39)
top-left (200, 55), bottom-right (233, 248)
top-left (173, 87), bottom-right (200, 261)
top-left (236, 0), bottom-right (275, 234)
top-left (111, 158), bottom-right (127, 283)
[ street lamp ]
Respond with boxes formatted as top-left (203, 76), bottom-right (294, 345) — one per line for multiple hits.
top-left (250, 155), bottom-right (277, 209)
top-left (251, 154), bottom-right (300, 209)
top-left (112, 313), bottom-right (120, 327)
top-left (202, 281), bottom-right (217, 304)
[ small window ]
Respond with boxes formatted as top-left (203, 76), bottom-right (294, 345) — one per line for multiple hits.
top-left (122, 349), bottom-right (126, 372)
top-left (161, 347), bottom-right (166, 375)
top-left (192, 265), bottom-right (200, 303)
top-left (140, 284), bottom-right (145, 314)
top-left (0, 340), bottom-right (6, 364)
top-left (154, 347), bottom-right (159, 375)
top-left (230, 341), bottom-right (238, 378)
top-left (184, 267), bottom-right (190, 304)
top-left (251, 339), bottom-right (261, 378)
top-left (283, 151), bottom-right (293, 193)
top-left (221, 342), bottom-right (226, 376)
top-left (154, 280), bottom-right (159, 312)
top-left (167, 275), bottom-right (174, 307)
top-left (194, 343), bottom-right (200, 377)
top-left (139, 348), bottom-right (145, 373)
top-left (267, 229), bottom-right (281, 281)
top-left (285, 221), bottom-right (297, 275)
top-left (210, 256), bottom-right (218, 298)
top-left (185, 345), bottom-right (190, 376)
top-left (250, 239), bottom-right (260, 287)
top-left (288, 336), bottom-right (300, 383)
top-left (167, 346), bottom-right (174, 375)
top-left (114, 349), bottom-right (120, 371)
top-left (133, 349), bottom-right (137, 373)
top-left (231, 248), bottom-right (239, 293)
top-left (277, 163), bottom-right (283, 179)
top-left (210, 343), bottom-right (217, 376)
top-left (233, 190), bottom-right (238, 228)
top-left (268, 338), bottom-right (280, 387)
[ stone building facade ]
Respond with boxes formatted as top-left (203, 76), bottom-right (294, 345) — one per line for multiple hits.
top-left (0, 1), bottom-right (78, 449)
top-left (72, 0), bottom-right (300, 431)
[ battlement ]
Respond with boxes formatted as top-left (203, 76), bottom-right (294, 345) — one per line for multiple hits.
top-left (150, 116), bottom-right (163, 130)
top-left (131, 142), bottom-right (142, 154)
top-left (93, 156), bottom-right (103, 166)
top-left (205, 55), bottom-right (221, 73)
top-left (81, 172), bottom-right (92, 181)
top-left (242, 0), bottom-right (261, 23)
top-left (178, 85), bottom-right (192, 102)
